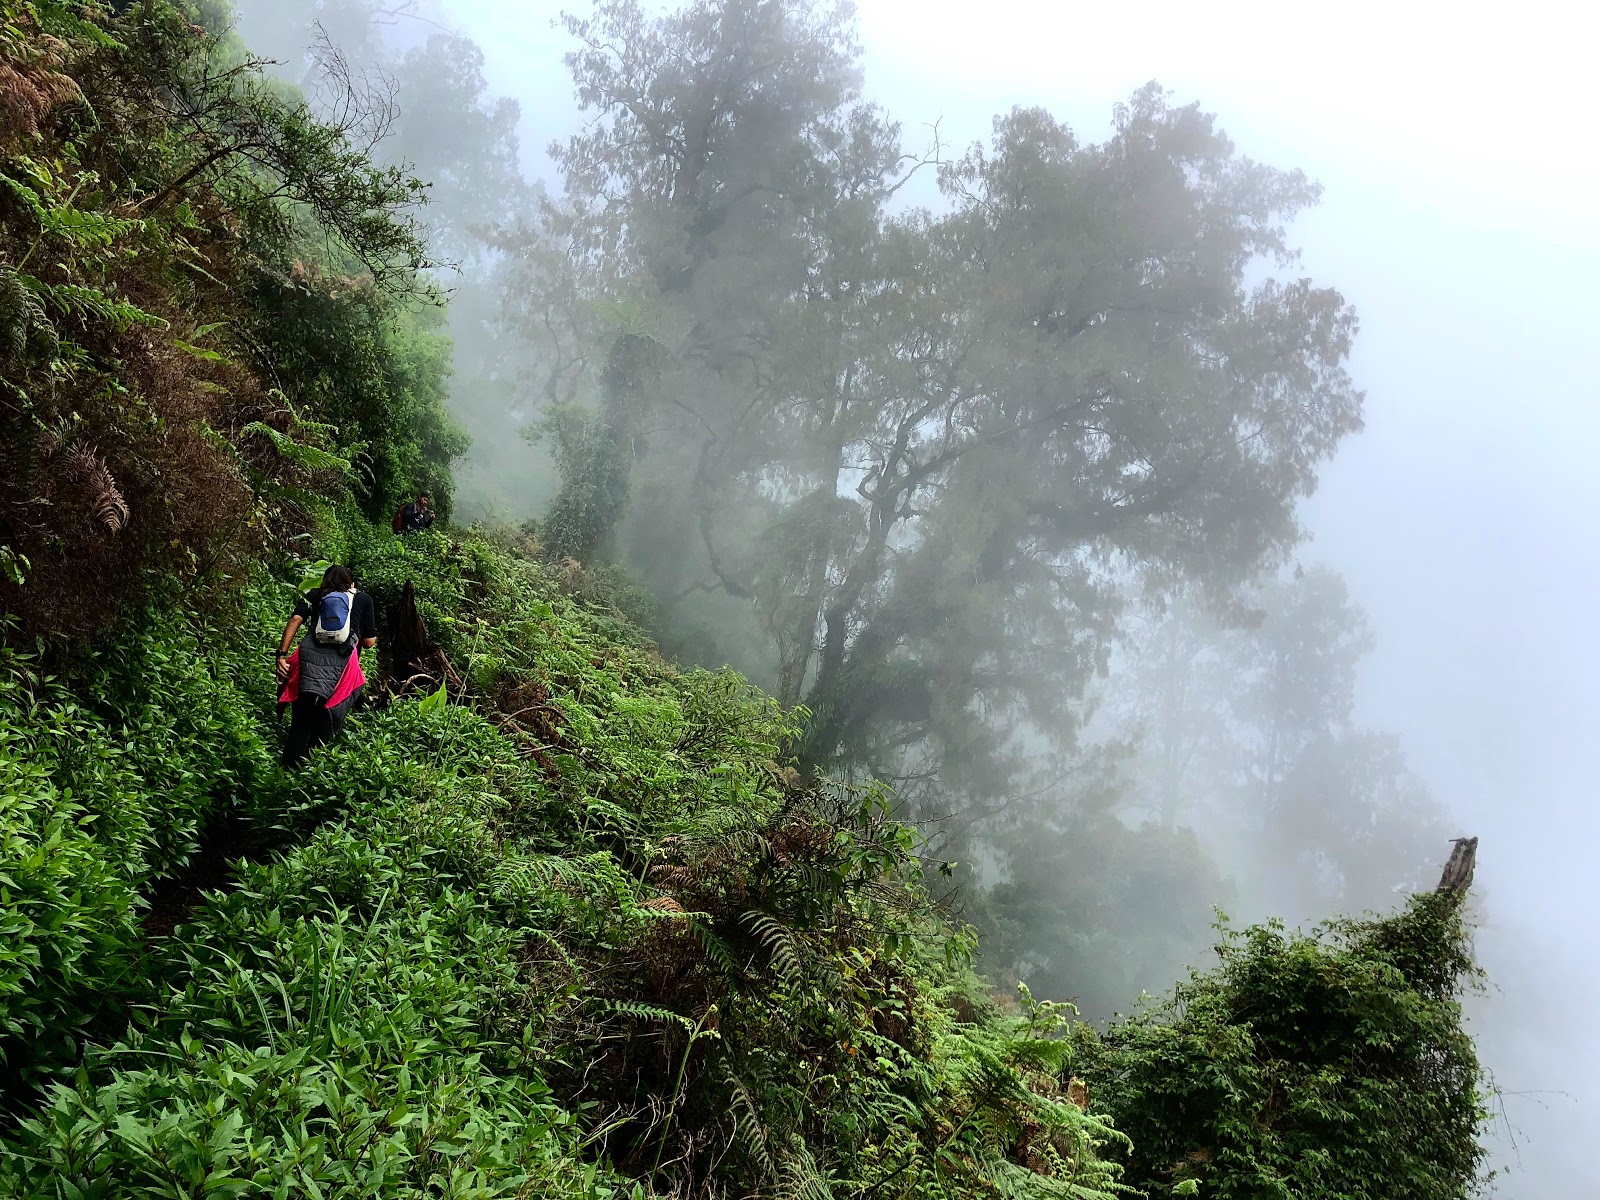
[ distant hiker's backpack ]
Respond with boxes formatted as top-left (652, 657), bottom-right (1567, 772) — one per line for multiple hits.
top-left (391, 505), bottom-right (407, 534)
top-left (313, 588), bottom-right (357, 646)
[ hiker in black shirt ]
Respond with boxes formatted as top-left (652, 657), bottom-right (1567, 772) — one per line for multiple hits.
top-left (274, 564), bottom-right (378, 767)
top-left (392, 493), bottom-right (435, 535)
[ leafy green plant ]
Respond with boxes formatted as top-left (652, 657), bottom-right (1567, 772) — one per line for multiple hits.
top-left (1076, 895), bottom-right (1487, 1199)
top-left (0, 545), bottom-right (27, 586)
top-left (242, 420), bottom-right (355, 477)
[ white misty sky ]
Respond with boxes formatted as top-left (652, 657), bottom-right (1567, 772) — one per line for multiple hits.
top-left (433, 1), bottom-right (1599, 1190)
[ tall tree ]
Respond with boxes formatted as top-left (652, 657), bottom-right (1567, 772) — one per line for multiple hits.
top-left (514, 0), bottom-right (1364, 816)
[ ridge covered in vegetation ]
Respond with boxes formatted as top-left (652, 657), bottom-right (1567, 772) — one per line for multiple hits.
top-left (1, 517), bottom-right (1131, 1196)
top-left (0, 2), bottom-right (1489, 1198)
top-left (0, 520), bottom-right (1487, 1199)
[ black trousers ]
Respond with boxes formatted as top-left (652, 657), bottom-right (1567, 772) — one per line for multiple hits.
top-left (282, 689), bottom-right (360, 768)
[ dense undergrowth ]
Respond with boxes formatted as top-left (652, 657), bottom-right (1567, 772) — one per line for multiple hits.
top-left (0, 518), bottom-right (1489, 1199)
top-left (0, 521), bottom-right (1135, 1198)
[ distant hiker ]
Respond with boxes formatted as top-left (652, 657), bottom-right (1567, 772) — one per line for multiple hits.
top-left (392, 493), bottom-right (435, 535)
top-left (274, 564), bottom-right (378, 768)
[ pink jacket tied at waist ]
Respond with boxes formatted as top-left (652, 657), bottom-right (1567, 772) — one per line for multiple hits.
top-left (278, 646), bottom-right (366, 708)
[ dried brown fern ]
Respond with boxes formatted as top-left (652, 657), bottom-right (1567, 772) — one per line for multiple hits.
top-left (1066, 1076), bottom-right (1089, 1113)
top-left (65, 445), bottom-right (129, 532)
top-left (0, 34), bottom-right (80, 145)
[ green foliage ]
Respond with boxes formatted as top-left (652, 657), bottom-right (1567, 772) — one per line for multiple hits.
top-left (0, 261), bottom-right (57, 372)
top-left (242, 418), bottom-right (356, 477)
top-left (4, 866), bottom-right (602, 1198)
top-left (0, 0), bottom-right (457, 638)
top-left (0, 689), bottom-right (138, 1058)
top-left (1076, 895), bottom-right (1488, 1198)
top-left (225, 0), bottom-right (544, 525)
top-left (0, 523), bottom-right (1141, 1198)
top-left (19, 0), bottom-right (118, 49)
top-left (531, 400), bottom-right (635, 565)
top-left (0, 591), bottom-right (289, 1083)
top-left (0, 545), bottom-right (28, 585)
top-left (26, 277), bottom-right (164, 330)
top-left (251, 282), bottom-right (468, 522)
top-left (531, 331), bottom-right (660, 566)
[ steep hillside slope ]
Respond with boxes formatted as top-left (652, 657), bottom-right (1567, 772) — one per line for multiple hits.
top-left (0, 521), bottom-right (1132, 1197)
top-left (0, 519), bottom-right (1488, 1200)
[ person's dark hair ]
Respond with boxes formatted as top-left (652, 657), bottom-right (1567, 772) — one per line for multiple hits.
top-left (305, 564), bottom-right (355, 617)
top-left (320, 564), bottom-right (354, 592)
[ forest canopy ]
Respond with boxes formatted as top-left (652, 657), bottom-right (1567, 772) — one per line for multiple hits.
top-left (505, 0), bottom-right (1363, 819)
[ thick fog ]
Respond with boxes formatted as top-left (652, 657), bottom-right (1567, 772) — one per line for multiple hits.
top-left (234, 0), bottom-right (1596, 1191)
top-left (827, 6), bottom-right (1600, 1190)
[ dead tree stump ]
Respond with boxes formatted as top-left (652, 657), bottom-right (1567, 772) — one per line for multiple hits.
top-left (385, 579), bottom-right (460, 697)
top-left (1435, 836), bottom-right (1478, 896)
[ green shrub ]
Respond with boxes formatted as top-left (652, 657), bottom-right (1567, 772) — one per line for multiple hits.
top-left (1076, 894), bottom-right (1487, 1199)
top-left (0, 688), bottom-right (138, 1063)
top-left (0, 622), bottom-right (280, 1086)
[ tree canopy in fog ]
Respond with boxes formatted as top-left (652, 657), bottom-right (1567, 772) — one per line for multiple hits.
top-left (510, 0), bottom-right (1363, 818)
top-left (999, 567), bottom-right (1450, 1015)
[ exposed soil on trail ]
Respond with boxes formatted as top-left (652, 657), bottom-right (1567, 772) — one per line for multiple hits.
top-left (141, 811), bottom-right (270, 939)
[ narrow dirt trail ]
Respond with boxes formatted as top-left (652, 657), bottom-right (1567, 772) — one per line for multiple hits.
top-left (141, 809), bottom-right (271, 939)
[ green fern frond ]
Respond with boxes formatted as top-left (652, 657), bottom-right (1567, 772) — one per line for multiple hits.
top-left (632, 905), bottom-right (710, 923)
top-left (777, 1135), bottom-right (836, 1200)
top-left (686, 917), bottom-right (743, 978)
top-left (0, 171), bottom-right (140, 248)
top-left (724, 1065), bottom-right (778, 1181)
top-left (603, 999), bottom-right (699, 1031)
top-left (32, 0), bottom-right (121, 47)
top-left (241, 421), bottom-right (353, 476)
top-left (28, 277), bottom-right (165, 331)
top-left (494, 850), bottom-right (634, 906)
top-left (0, 172), bottom-right (52, 223)
top-left (741, 911), bottom-right (805, 988)
top-left (0, 263), bottom-right (58, 368)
